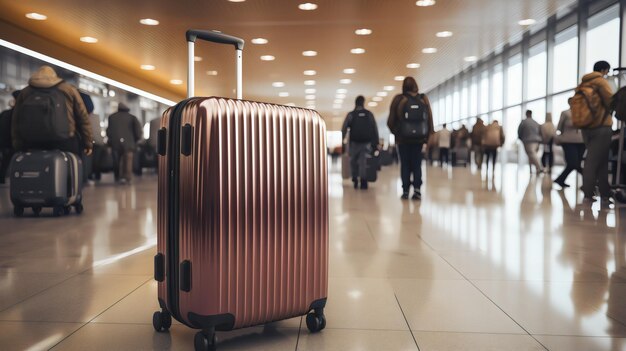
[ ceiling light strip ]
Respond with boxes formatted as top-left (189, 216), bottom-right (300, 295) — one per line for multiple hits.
top-left (0, 39), bottom-right (176, 106)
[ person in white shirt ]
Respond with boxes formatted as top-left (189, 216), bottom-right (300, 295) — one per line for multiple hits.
top-left (438, 123), bottom-right (452, 167)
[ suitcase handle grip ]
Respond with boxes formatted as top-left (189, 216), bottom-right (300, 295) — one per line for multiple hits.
top-left (186, 30), bottom-right (244, 99)
top-left (186, 30), bottom-right (244, 50)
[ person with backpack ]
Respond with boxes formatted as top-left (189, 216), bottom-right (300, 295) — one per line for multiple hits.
top-left (540, 113), bottom-right (557, 172)
top-left (106, 102), bottom-right (143, 184)
top-left (482, 120), bottom-right (505, 171)
top-left (341, 95), bottom-right (379, 190)
top-left (570, 61), bottom-right (614, 203)
top-left (553, 99), bottom-right (585, 189)
top-left (11, 65), bottom-right (93, 157)
top-left (517, 110), bottom-right (544, 174)
top-left (387, 77), bottom-right (434, 200)
top-left (470, 118), bottom-right (486, 169)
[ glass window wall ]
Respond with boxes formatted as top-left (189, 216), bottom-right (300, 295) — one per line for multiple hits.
top-left (586, 4), bottom-right (620, 73)
top-left (527, 42), bottom-right (547, 100)
top-left (507, 54), bottom-right (522, 106)
top-left (553, 26), bottom-right (578, 92)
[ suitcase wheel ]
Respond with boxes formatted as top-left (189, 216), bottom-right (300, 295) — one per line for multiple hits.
top-left (152, 310), bottom-right (172, 332)
top-left (306, 311), bottom-right (326, 333)
top-left (194, 331), bottom-right (217, 351)
top-left (64, 206), bottom-right (72, 216)
top-left (74, 203), bottom-right (84, 215)
top-left (53, 206), bottom-right (64, 217)
top-left (13, 206), bottom-right (24, 217)
top-left (32, 207), bottom-right (42, 217)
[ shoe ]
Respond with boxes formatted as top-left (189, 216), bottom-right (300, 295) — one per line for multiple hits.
top-left (360, 180), bottom-right (368, 190)
top-left (352, 178), bottom-right (358, 189)
top-left (401, 193), bottom-right (409, 200)
top-left (412, 190), bottom-right (421, 200)
top-left (554, 180), bottom-right (570, 189)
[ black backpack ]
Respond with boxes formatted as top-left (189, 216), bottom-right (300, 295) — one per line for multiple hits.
top-left (347, 109), bottom-right (375, 143)
top-left (398, 94), bottom-right (429, 141)
top-left (610, 86), bottom-right (626, 122)
top-left (17, 85), bottom-right (70, 144)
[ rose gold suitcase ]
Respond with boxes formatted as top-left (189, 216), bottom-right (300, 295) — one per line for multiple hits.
top-left (152, 30), bottom-right (329, 351)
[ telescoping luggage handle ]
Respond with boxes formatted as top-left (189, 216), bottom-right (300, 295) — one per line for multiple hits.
top-left (186, 30), bottom-right (245, 99)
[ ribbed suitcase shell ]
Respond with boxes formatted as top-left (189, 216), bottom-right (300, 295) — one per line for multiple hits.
top-left (157, 97), bottom-right (329, 330)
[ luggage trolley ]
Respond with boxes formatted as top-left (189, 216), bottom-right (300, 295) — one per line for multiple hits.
top-left (610, 68), bottom-right (626, 202)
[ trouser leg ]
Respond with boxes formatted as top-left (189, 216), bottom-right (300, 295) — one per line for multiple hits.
top-left (398, 144), bottom-right (412, 193)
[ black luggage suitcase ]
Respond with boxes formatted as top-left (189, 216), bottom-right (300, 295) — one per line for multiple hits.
top-left (10, 150), bottom-right (83, 217)
top-left (365, 153), bottom-right (378, 182)
top-left (133, 141), bottom-right (157, 176)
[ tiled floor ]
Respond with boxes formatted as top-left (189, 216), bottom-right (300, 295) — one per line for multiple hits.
top-left (1, 160), bottom-right (626, 350)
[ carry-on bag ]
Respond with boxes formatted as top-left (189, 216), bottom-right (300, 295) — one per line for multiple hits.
top-left (152, 30), bottom-right (329, 351)
top-left (10, 149), bottom-right (83, 217)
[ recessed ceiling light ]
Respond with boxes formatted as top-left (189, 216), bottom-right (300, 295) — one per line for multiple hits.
top-left (394, 76), bottom-right (405, 81)
top-left (464, 56), bottom-right (478, 62)
top-left (80, 36), bottom-right (98, 43)
top-left (355, 29), bottom-right (372, 36)
top-left (368, 102), bottom-right (378, 107)
top-left (194, 56), bottom-right (202, 62)
top-left (436, 31), bottom-right (453, 38)
top-left (336, 94), bottom-right (346, 99)
top-left (337, 89), bottom-right (348, 94)
top-left (299, 3), bottom-right (318, 10)
top-left (139, 18), bottom-right (159, 26)
top-left (140, 64), bottom-right (155, 71)
top-left (518, 19), bottom-right (536, 26)
top-left (372, 96), bottom-right (383, 102)
top-left (377, 92), bottom-right (388, 97)
top-left (272, 82), bottom-right (285, 88)
top-left (206, 70), bottom-right (218, 76)
top-left (334, 99), bottom-right (343, 104)
top-left (279, 92), bottom-right (289, 97)
top-left (340, 79), bottom-right (352, 84)
top-left (306, 95), bottom-right (316, 100)
top-left (422, 48), bottom-right (437, 54)
top-left (260, 55), bottom-right (275, 61)
top-left (303, 70), bottom-right (317, 76)
top-left (343, 68), bottom-right (356, 74)
top-left (251, 38), bottom-right (268, 45)
top-left (305, 88), bottom-right (316, 94)
top-left (406, 63), bottom-right (421, 69)
top-left (416, 0), bottom-right (436, 6)
top-left (302, 50), bottom-right (318, 57)
top-left (170, 79), bottom-right (183, 85)
top-left (383, 86), bottom-right (395, 91)
top-left (25, 13), bottom-right (47, 20)
top-left (350, 48), bottom-right (366, 54)
top-left (229, 0), bottom-right (246, 2)
top-left (304, 80), bottom-right (316, 86)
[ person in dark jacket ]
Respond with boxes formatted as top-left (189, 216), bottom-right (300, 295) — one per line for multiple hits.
top-left (341, 95), bottom-right (379, 190)
top-left (106, 102), bottom-right (142, 183)
top-left (0, 90), bottom-right (20, 184)
top-left (470, 118), bottom-right (486, 169)
top-left (387, 77), bottom-right (434, 200)
top-left (12, 65), bottom-right (93, 156)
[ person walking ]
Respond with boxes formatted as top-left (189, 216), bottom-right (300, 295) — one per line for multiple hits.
top-left (575, 61), bottom-right (614, 203)
top-left (541, 113), bottom-right (557, 172)
top-left (0, 90), bottom-right (19, 184)
top-left (341, 95), bottom-right (379, 190)
top-left (482, 120), bottom-right (505, 171)
top-left (518, 110), bottom-right (544, 174)
top-left (470, 118), bottom-right (486, 170)
top-left (553, 99), bottom-right (585, 189)
top-left (438, 123), bottom-right (451, 167)
top-left (11, 65), bottom-right (93, 157)
top-left (106, 102), bottom-right (142, 184)
top-left (387, 77), bottom-right (434, 200)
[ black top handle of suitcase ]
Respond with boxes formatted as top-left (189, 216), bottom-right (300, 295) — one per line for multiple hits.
top-left (185, 30), bottom-right (245, 99)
